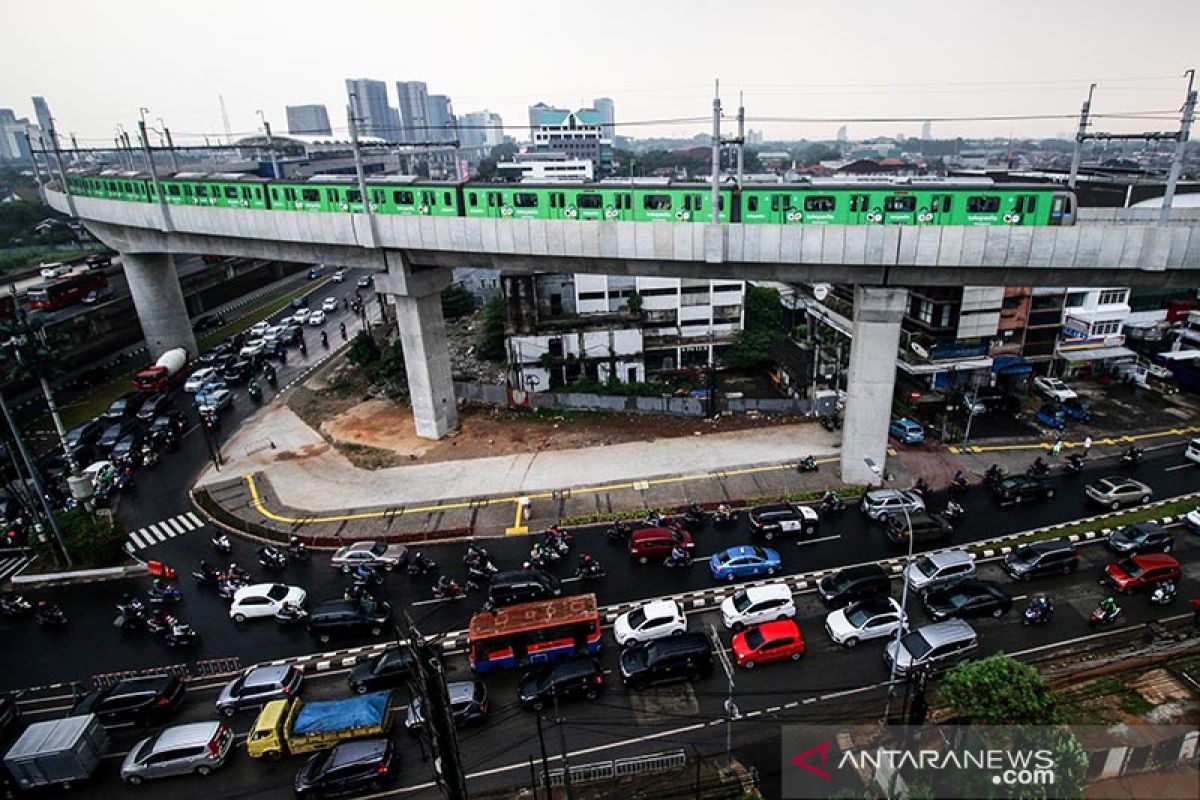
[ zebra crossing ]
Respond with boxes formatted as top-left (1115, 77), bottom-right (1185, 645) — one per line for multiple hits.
top-left (0, 552), bottom-right (29, 583)
top-left (127, 512), bottom-right (205, 552)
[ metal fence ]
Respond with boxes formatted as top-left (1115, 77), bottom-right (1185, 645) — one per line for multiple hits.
top-left (454, 381), bottom-right (810, 417)
top-left (548, 748), bottom-right (687, 787)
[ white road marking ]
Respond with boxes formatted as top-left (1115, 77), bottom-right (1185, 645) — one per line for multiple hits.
top-left (796, 534), bottom-right (842, 547)
top-left (1164, 464), bottom-right (1193, 472)
top-left (148, 524), bottom-right (166, 542)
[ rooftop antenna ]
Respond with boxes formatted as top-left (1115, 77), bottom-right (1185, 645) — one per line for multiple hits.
top-left (219, 94), bottom-right (233, 145)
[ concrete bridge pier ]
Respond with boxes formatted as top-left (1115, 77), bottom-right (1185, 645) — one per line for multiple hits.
top-left (120, 252), bottom-right (198, 358)
top-left (840, 286), bottom-right (909, 486)
top-left (377, 254), bottom-right (459, 439)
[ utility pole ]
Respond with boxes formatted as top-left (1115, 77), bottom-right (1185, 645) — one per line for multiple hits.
top-left (159, 119), bottom-right (180, 173)
top-left (552, 693), bottom-right (574, 800)
top-left (138, 115), bottom-right (173, 233)
top-left (534, 710), bottom-right (553, 796)
top-left (256, 111), bottom-right (282, 180)
top-left (400, 613), bottom-right (469, 800)
top-left (0, 393), bottom-right (72, 567)
top-left (710, 624), bottom-right (738, 769)
top-left (346, 96), bottom-right (377, 246)
top-left (24, 134), bottom-right (45, 186)
top-left (1160, 69), bottom-right (1196, 225)
top-left (1067, 83), bottom-right (1095, 190)
top-left (710, 79), bottom-right (721, 224)
top-left (736, 91), bottom-right (745, 186)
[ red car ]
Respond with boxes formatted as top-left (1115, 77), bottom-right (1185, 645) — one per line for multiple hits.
top-left (1104, 553), bottom-right (1181, 593)
top-left (731, 620), bottom-right (805, 668)
top-left (629, 527), bottom-right (693, 563)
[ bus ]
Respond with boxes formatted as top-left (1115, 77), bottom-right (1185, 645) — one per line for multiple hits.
top-left (27, 273), bottom-right (109, 311)
top-left (467, 593), bottom-right (602, 674)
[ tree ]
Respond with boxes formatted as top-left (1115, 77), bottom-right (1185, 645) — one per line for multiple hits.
top-left (440, 284), bottom-right (475, 321)
top-left (798, 144), bottom-right (841, 165)
top-left (626, 290), bottom-right (643, 316)
top-left (721, 285), bottom-right (785, 370)
top-left (346, 330), bottom-right (381, 367)
top-left (476, 295), bottom-right (506, 361)
top-left (473, 142), bottom-right (520, 181)
top-left (939, 654), bottom-right (1058, 725)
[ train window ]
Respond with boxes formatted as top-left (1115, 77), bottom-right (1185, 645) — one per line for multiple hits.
top-left (347, 190), bottom-right (362, 203)
top-left (884, 196), bottom-right (915, 212)
top-left (967, 196), bottom-right (1000, 213)
top-left (683, 196), bottom-right (691, 211)
top-left (183, 185), bottom-right (192, 196)
top-left (1026, 196), bottom-right (1037, 213)
top-left (804, 196), bottom-right (836, 212)
top-left (254, 188), bottom-right (262, 199)
top-left (301, 189), bottom-right (319, 202)
top-left (513, 193), bottom-right (538, 208)
top-left (549, 194), bottom-right (558, 209)
top-left (694, 195), bottom-right (704, 210)
top-left (285, 188), bottom-right (297, 202)
top-left (643, 194), bottom-right (671, 211)
top-left (1014, 197), bottom-right (1024, 214)
top-left (422, 191), bottom-right (434, 205)
top-left (224, 187), bottom-right (238, 199)
top-left (747, 196), bottom-right (758, 212)
top-left (372, 190), bottom-right (384, 204)
top-left (468, 192), bottom-right (478, 207)
top-left (487, 192), bottom-right (496, 208)
top-left (123, 182), bottom-right (133, 193)
top-left (444, 192), bottom-right (451, 206)
top-left (577, 193), bottom-right (602, 209)
top-left (195, 185), bottom-right (208, 197)
top-left (168, 185), bottom-right (181, 196)
top-left (931, 195), bottom-right (951, 213)
top-left (394, 190), bottom-right (414, 204)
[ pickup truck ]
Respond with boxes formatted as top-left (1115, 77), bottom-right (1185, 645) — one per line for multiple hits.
top-left (246, 692), bottom-right (393, 760)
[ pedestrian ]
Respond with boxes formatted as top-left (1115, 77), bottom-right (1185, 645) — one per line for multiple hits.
top-left (1083, 435), bottom-right (1093, 457)
top-left (1051, 436), bottom-right (1063, 458)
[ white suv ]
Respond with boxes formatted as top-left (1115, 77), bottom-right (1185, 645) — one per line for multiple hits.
top-left (720, 584), bottom-right (795, 631)
top-left (860, 489), bottom-right (926, 522)
top-left (613, 600), bottom-right (687, 647)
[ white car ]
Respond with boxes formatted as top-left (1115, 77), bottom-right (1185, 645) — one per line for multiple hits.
top-left (308, 310), bottom-right (326, 326)
top-left (612, 600), bottom-right (687, 647)
top-left (1185, 506), bottom-right (1200, 533)
top-left (292, 309), bottom-right (310, 324)
top-left (332, 270), bottom-right (346, 283)
top-left (321, 297), bottom-right (338, 312)
top-left (719, 584), bottom-right (795, 631)
top-left (239, 339), bottom-right (266, 358)
top-left (248, 321), bottom-right (272, 338)
top-left (39, 263), bottom-right (67, 279)
top-left (1033, 377), bottom-right (1077, 401)
top-left (82, 460), bottom-right (115, 488)
top-left (184, 367), bottom-right (217, 393)
top-left (824, 596), bottom-right (906, 647)
top-left (229, 583), bottom-right (307, 623)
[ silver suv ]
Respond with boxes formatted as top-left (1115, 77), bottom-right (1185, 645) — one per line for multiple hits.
top-left (904, 550), bottom-right (977, 593)
top-left (885, 620), bottom-right (978, 676)
top-left (216, 665), bottom-right (303, 717)
top-left (860, 489), bottom-right (926, 522)
top-left (121, 721), bottom-right (233, 785)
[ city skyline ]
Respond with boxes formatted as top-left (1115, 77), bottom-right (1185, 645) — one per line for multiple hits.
top-left (1, 0), bottom-right (1196, 146)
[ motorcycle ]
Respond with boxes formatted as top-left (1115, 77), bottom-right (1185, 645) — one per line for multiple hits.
top-left (1120, 447), bottom-right (1144, 468)
top-left (147, 583), bottom-right (182, 605)
top-left (1022, 597), bottom-right (1054, 626)
top-left (263, 365), bottom-right (278, 388)
top-left (942, 500), bottom-right (965, 525)
top-left (797, 455), bottom-right (819, 473)
top-left (984, 464), bottom-right (1008, 488)
top-left (350, 565), bottom-right (384, 587)
top-left (163, 620), bottom-right (200, 648)
top-left (407, 552), bottom-right (437, 576)
top-left (286, 537), bottom-right (309, 562)
top-left (1089, 603), bottom-right (1122, 627)
top-left (343, 582), bottom-right (379, 602)
top-left (713, 504), bottom-right (737, 526)
top-left (531, 543), bottom-right (561, 566)
top-left (192, 563), bottom-right (220, 588)
top-left (544, 526), bottom-right (574, 550)
top-left (432, 578), bottom-right (464, 600)
top-left (663, 551), bottom-right (693, 570)
top-left (114, 468), bottom-right (136, 493)
top-left (258, 545), bottom-right (288, 571)
top-left (466, 565), bottom-right (493, 590)
top-left (606, 520), bottom-right (634, 545)
top-left (818, 493), bottom-right (845, 515)
top-left (275, 603), bottom-right (308, 624)
top-left (320, 331), bottom-right (329, 349)
top-left (1027, 459), bottom-right (1051, 478)
top-left (140, 443), bottom-right (159, 468)
top-left (682, 503), bottom-right (708, 529)
top-left (0, 593), bottom-right (32, 617)
top-left (248, 381), bottom-right (263, 404)
top-left (574, 556), bottom-right (606, 580)
top-left (33, 602), bottom-right (67, 627)
top-left (1064, 455), bottom-right (1085, 475)
top-left (911, 478), bottom-right (931, 500)
top-left (948, 475), bottom-right (970, 496)
top-left (1150, 580), bottom-right (1177, 606)
top-left (211, 534), bottom-right (232, 554)
top-left (819, 413), bottom-right (841, 432)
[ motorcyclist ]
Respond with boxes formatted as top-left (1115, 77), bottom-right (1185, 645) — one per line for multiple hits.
top-left (198, 560), bottom-right (217, 579)
top-left (716, 503), bottom-right (733, 520)
top-left (821, 489), bottom-right (842, 510)
top-left (1032, 595), bottom-right (1052, 616)
top-left (578, 553), bottom-right (601, 576)
top-left (1032, 456), bottom-right (1048, 473)
top-left (668, 544), bottom-right (689, 566)
top-left (320, 330), bottom-right (329, 348)
top-left (799, 455), bottom-right (816, 471)
top-left (435, 575), bottom-right (458, 595)
top-left (339, 322), bottom-right (347, 340)
top-left (953, 469), bottom-right (966, 484)
top-left (1099, 596), bottom-right (1119, 619)
top-left (248, 380), bottom-right (262, 401)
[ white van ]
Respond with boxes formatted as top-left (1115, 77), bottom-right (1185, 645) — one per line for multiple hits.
top-left (1184, 438), bottom-right (1200, 465)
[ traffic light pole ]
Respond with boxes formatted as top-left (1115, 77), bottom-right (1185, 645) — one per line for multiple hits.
top-left (400, 613), bottom-right (469, 800)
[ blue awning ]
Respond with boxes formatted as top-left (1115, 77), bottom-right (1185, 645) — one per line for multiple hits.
top-left (992, 355), bottom-right (1032, 375)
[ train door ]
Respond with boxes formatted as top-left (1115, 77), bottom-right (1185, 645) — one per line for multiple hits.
top-left (612, 192), bottom-right (631, 221)
top-left (930, 194), bottom-right (953, 225)
top-left (1049, 193), bottom-right (1075, 226)
top-left (847, 193), bottom-right (873, 224)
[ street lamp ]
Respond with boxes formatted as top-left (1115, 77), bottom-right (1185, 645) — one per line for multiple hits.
top-left (865, 456), bottom-right (912, 724)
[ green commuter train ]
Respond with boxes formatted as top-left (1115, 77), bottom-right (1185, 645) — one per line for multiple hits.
top-left (62, 170), bottom-right (1077, 227)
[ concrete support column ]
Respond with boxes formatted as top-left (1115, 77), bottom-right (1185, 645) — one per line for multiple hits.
top-left (840, 286), bottom-right (908, 486)
top-left (375, 253), bottom-right (457, 440)
top-left (121, 252), bottom-right (198, 358)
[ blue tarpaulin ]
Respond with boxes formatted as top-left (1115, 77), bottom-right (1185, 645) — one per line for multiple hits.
top-left (293, 692), bottom-right (389, 735)
top-left (992, 355), bottom-right (1032, 375)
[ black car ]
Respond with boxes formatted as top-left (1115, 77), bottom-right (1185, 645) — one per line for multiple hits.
top-left (73, 675), bottom-right (184, 727)
top-left (292, 295), bottom-right (310, 309)
top-left (1106, 522), bottom-right (1174, 555)
top-left (197, 343), bottom-right (234, 366)
top-left (222, 359), bottom-right (254, 385)
top-left (619, 633), bottom-right (713, 690)
top-left (96, 419), bottom-right (140, 454)
top-left (307, 597), bottom-right (392, 644)
top-left (517, 657), bottom-right (605, 710)
top-left (111, 430), bottom-right (146, 465)
top-left (816, 564), bottom-right (891, 608)
top-left (960, 387), bottom-right (1020, 417)
top-left (922, 579), bottom-right (1013, 621)
top-left (886, 511), bottom-right (953, 545)
top-left (151, 411), bottom-right (188, 440)
top-left (487, 570), bottom-right (561, 608)
top-left (192, 312), bottom-right (225, 333)
top-left (281, 324), bottom-right (305, 345)
top-left (103, 392), bottom-right (144, 422)
top-left (1001, 538), bottom-right (1080, 581)
top-left (135, 394), bottom-right (174, 422)
top-left (404, 680), bottom-right (489, 732)
top-left (65, 420), bottom-right (103, 453)
top-left (747, 503), bottom-right (819, 541)
top-left (348, 647), bottom-right (415, 695)
top-left (992, 475), bottom-right (1055, 506)
top-left (295, 738), bottom-right (396, 799)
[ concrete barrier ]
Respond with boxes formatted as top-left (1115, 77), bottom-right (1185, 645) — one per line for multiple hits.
top-left (12, 563), bottom-right (149, 589)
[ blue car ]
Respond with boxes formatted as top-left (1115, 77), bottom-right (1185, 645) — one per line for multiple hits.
top-left (709, 545), bottom-right (782, 582)
top-left (1035, 404), bottom-right (1065, 430)
top-left (1060, 397), bottom-right (1092, 422)
top-left (888, 418), bottom-right (925, 445)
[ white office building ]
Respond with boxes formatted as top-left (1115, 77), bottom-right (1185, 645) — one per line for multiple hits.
top-left (1057, 286), bottom-right (1136, 373)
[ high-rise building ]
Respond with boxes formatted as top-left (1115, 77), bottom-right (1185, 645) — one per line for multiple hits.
top-left (395, 81), bottom-right (430, 144)
top-left (921, 120), bottom-right (933, 141)
top-left (345, 78), bottom-right (395, 139)
top-left (529, 105), bottom-right (612, 175)
top-left (528, 102), bottom-right (569, 132)
top-left (286, 104), bottom-right (332, 136)
top-left (0, 109), bottom-right (35, 162)
top-left (31, 96), bottom-right (56, 147)
top-left (836, 125), bottom-right (848, 142)
top-left (593, 97), bottom-right (615, 138)
top-left (458, 110), bottom-right (504, 149)
top-left (427, 94), bottom-right (456, 143)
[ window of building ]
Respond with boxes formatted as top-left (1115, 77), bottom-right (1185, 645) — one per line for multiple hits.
top-left (1098, 289), bottom-right (1128, 306)
top-left (680, 318), bottom-right (709, 327)
top-left (1092, 320), bottom-right (1122, 337)
top-left (1064, 291), bottom-right (1088, 308)
top-left (640, 287), bottom-right (678, 297)
top-left (804, 196), bottom-right (835, 212)
top-left (713, 283), bottom-right (742, 293)
top-left (884, 195), bottom-right (916, 212)
top-left (394, 190), bottom-right (414, 205)
top-left (643, 194), bottom-right (672, 211)
top-left (302, 189), bottom-right (320, 202)
top-left (967, 196), bottom-right (1001, 213)
top-left (513, 193), bottom-right (538, 208)
top-left (578, 291), bottom-right (605, 301)
top-left (576, 193), bottom-right (602, 209)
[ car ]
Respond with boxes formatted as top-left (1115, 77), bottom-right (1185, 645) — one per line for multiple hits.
top-left (619, 632), bottom-right (713, 690)
top-left (291, 295), bottom-right (311, 309)
top-left (221, 359), bottom-right (253, 385)
top-left (517, 657), bottom-right (605, 710)
top-left (958, 387), bottom-right (1020, 417)
top-left (1104, 553), bottom-right (1181, 594)
top-left (732, 619), bottom-right (805, 668)
top-left (330, 540), bottom-right (408, 572)
top-left (613, 599), bottom-right (688, 646)
top-left (239, 339), bottom-right (266, 358)
top-left (824, 596), bottom-right (906, 647)
top-left (860, 489), bottom-right (926, 522)
top-left (1033, 377), bottom-right (1078, 401)
top-left (197, 344), bottom-right (232, 366)
top-left (886, 511), bottom-right (954, 545)
top-left (1034, 403), bottom-right (1065, 430)
top-left (308, 310), bottom-right (326, 326)
top-left (348, 646), bottom-right (415, 695)
top-left (262, 325), bottom-right (284, 345)
top-left (1001, 539), bottom-right (1080, 581)
top-left (281, 324), bottom-right (305, 345)
top-left (65, 420), bottom-right (104, 452)
top-left (992, 475), bottom-right (1055, 506)
top-left (229, 583), bottom-right (307, 622)
top-left (81, 289), bottom-right (102, 305)
top-left (817, 564), bottom-right (892, 608)
top-left (248, 321), bottom-right (271, 337)
top-left (82, 459), bottom-right (116, 488)
top-left (720, 584), bottom-right (795, 631)
top-left (404, 680), bottom-right (488, 732)
top-left (1185, 506), bottom-right (1200, 534)
top-left (110, 431), bottom-right (145, 465)
top-left (709, 545), bottom-right (782, 581)
top-left (96, 419), bottom-right (139, 454)
top-left (629, 527), bottom-right (693, 563)
top-left (74, 674), bottom-right (185, 727)
top-left (196, 387), bottom-right (233, 412)
top-left (307, 597), bottom-right (392, 644)
top-left (1086, 476), bottom-right (1152, 509)
top-left (1060, 397), bottom-right (1092, 421)
top-left (1106, 522), bottom-right (1174, 555)
top-left (921, 580), bottom-right (1012, 621)
top-left (294, 738), bottom-right (396, 799)
top-left (357, 275), bottom-right (372, 288)
top-left (185, 367), bottom-right (218, 392)
top-left (191, 312), bottom-right (225, 333)
top-left (151, 411), bottom-right (188, 440)
top-left (331, 269), bottom-right (346, 283)
top-left (121, 721), bottom-right (233, 786)
top-left (487, 570), bottom-right (562, 607)
top-left (103, 392), bottom-right (144, 422)
top-left (293, 309), bottom-right (311, 324)
top-left (136, 393), bottom-right (174, 422)
top-left (888, 417), bottom-right (925, 445)
top-left (308, 266), bottom-right (324, 280)
top-left (904, 550), bottom-right (977, 593)
top-left (39, 262), bottom-right (67, 279)
top-left (884, 620), bottom-right (978, 677)
top-left (215, 665), bottom-right (303, 717)
top-left (747, 503), bottom-right (819, 540)
top-left (322, 297), bottom-right (338, 312)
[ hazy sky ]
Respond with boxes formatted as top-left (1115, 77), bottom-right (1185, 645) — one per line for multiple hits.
top-left (2, 0), bottom-right (1196, 145)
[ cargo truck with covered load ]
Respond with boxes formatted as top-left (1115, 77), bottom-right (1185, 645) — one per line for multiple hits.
top-left (246, 692), bottom-right (393, 760)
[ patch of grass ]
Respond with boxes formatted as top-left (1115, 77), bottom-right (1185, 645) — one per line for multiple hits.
top-left (197, 277), bottom-right (330, 352)
top-left (60, 373), bottom-right (133, 429)
top-left (1055, 676), bottom-right (1154, 724)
